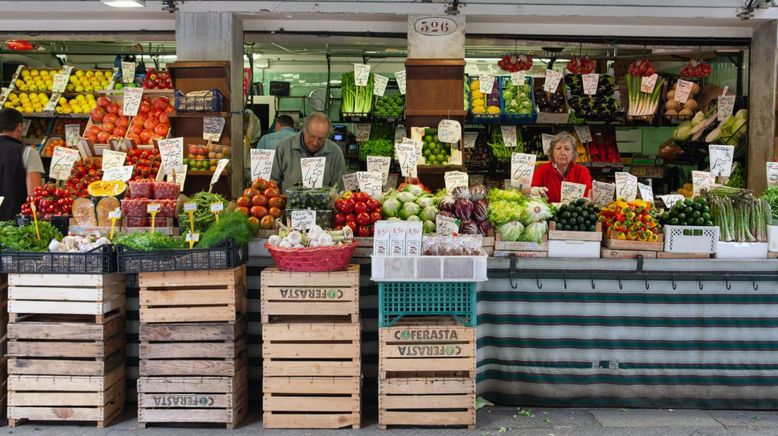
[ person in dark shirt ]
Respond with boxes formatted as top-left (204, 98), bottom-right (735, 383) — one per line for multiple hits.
top-left (0, 108), bottom-right (43, 220)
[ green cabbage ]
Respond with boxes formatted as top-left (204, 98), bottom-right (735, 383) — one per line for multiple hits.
top-left (402, 183), bottom-right (425, 197)
top-left (387, 217), bottom-right (402, 221)
top-left (521, 221), bottom-right (547, 242)
top-left (488, 200), bottom-right (525, 226)
top-left (419, 205), bottom-right (438, 222)
top-left (406, 215), bottom-right (421, 222)
top-left (398, 192), bottom-right (418, 203)
top-left (423, 220), bottom-right (436, 234)
top-left (416, 196), bottom-right (434, 208)
top-left (498, 221), bottom-right (525, 242)
top-left (399, 202), bottom-right (421, 219)
top-left (382, 197), bottom-right (402, 218)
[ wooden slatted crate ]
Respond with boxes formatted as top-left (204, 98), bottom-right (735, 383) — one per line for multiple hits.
top-left (7, 273), bottom-right (124, 323)
top-left (263, 376), bottom-right (360, 429)
top-left (0, 274), bottom-right (7, 418)
top-left (379, 377), bottom-right (475, 429)
top-left (138, 265), bottom-right (246, 324)
top-left (260, 265), bottom-right (359, 323)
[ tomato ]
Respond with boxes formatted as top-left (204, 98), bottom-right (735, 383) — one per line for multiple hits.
top-left (236, 196), bottom-right (251, 208)
top-left (260, 215), bottom-right (274, 229)
top-left (358, 225), bottom-right (372, 237)
top-left (334, 213), bottom-right (346, 226)
top-left (235, 206), bottom-right (249, 216)
top-left (366, 198), bottom-right (380, 211)
top-left (354, 201), bottom-right (368, 215)
top-left (268, 207), bottom-right (282, 218)
top-left (341, 198), bottom-right (355, 213)
top-left (263, 187), bottom-right (280, 198)
top-left (247, 216), bottom-right (260, 227)
top-left (370, 211), bottom-right (382, 223)
top-left (251, 178), bottom-right (267, 190)
top-left (356, 212), bottom-right (371, 226)
top-left (250, 205), bottom-right (268, 218)
top-left (345, 213), bottom-right (356, 223)
top-left (334, 198), bottom-right (346, 212)
top-left (243, 187), bottom-right (259, 198)
top-left (355, 191), bottom-right (369, 202)
top-left (251, 194), bottom-right (268, 206)
top-left (153, 124), bottom-right (169, 136)
top-left (346, 220), bottom-right (358, 233)
top-left (268, 197), bottom-right (285, 209)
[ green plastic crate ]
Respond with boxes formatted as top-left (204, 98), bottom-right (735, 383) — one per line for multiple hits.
top-left (378, 282), bottom-right (476, 327)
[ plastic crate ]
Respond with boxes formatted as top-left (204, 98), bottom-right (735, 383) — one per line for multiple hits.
top-left (768, 225), bottom-right (778, 252)
top-left (468, 76), bottom-right (502, 124)
top-left (173, 88), bottom-right (224, 112)
top-left (663, 225), bottom-right (720, 254)
top-left (371, 255), bottom-right (487, 282)
top-left (379, 281), bottom-right (476, 327)
top-left (116, 238), bottom-right (245, 273)
top-left (499, 76), bottom-right (537, 124)
top-left (0, 244), bottom-right (115, 274)
top-left (715, 241), bottom-right (768, 259)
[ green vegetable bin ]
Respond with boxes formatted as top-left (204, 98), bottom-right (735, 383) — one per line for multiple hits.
top-left (378, 281), bottom-right (477, 327)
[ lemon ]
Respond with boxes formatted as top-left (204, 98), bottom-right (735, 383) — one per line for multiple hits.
top-left (76, 94), bottom-right (85, 101)
top-left (39, 70), bottom-right (48, 77)
top-left (49, 70), bottom-right (57, 77)
top-left (75, 70), bottom-right (84, 77)
top-left (30, 69), bottom-right (39, 77)
top-left (69, 76), bottom-right (79, 84)
top-left (8, 94), bottom-right (18, 102)
top-left (84, 85), bottom-right (93, 92)
top-left (17, 84), bottom-right (27, 92)
top-left (75, 85), bottom-right (84, 92)
top-left (21, 70), bottom-right (30, 77)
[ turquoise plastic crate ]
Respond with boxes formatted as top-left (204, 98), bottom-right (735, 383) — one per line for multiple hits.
top-left (378, 282), bottom-right (476, 327)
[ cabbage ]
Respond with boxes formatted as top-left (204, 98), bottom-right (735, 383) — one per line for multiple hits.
top-left (382, 197), bottom-right (401, 218)
top-left (521, 221), bottom-right (547, 242)
top-left (423, 220), bottom-right (436, 234)
top-left (455, 198), bottom-right (474, 220)
top-left (473, 200), bottom-right (488, 222)
top-left (439, 195), bottom-right (456, 212)
top-left (402, 183), bottom-right (424, 197)
top-left (523, 200), bottom-right (553, 225)
top-left (398, 191), bottom-right (418, 203)
top-left (488, 199), bottom-right (525, 226)
top-left (470, 184), bottom-right (488, 201)
top-left (498, 221), bottom-right (524, 242)
top-left (452, 185), bottom-right (471, 200)
top-left (406, 215), bottom-right (421, 222)
top-left (477, 220), bottom-right (492, 236)
top-left (416, 196), bottom-right (435, 208)
top-left (399, 201), bottom-right (421, 219)
top-left (459, 219), bottom-right (478, 235)
top-left (387, 217), bottom-right (402, 222)
top-left (419, 205), bottom-right (438, 222)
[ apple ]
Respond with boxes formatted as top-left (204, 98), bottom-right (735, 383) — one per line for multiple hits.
top-left (139, 130), bottom-right (153, 144)
top-left (129, 124), bottom-right (143, 135)
top-left (126, 133), bottom-right (141, 145)
top-left (154, 124), bottom-right (168, 136)
top-left (91, 107), bottom-right (106, 123)
top-left (106, 103), bottom-right (120, 114)
top-left (115, 117), bottom-right (129, 128)
top-left (103, 113), bottom-right (118, 125)
top-left (139, 102), bottom-right (152, 114)
top-left (101, 122), bottom-right (115, 133)
top-left (97, 131), bottom-right (111, 143)
top-left (112, 126), bottom-right (127, 136)
top-left (96, 96), bottom-right (112, 108)
top-left (143, 119), bottom-right (157, 130)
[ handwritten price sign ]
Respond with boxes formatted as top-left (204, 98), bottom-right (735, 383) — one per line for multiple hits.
top-left (479, 74), bottom-right (496, 94)
top-left (641, 73), bottom-right (658, 94)
top-left (210, 159), bottom-right (230, 186)
top-left (121, 61), bottom-right (136, 84)
top-left (657, 194), bottom-right (685, 208)
top-left (541, 133), bottom-right (555, 155)
top-left (101, 149), bottom-right (126, 170)
top-left (49, 146), bottom-right (80, 180)
top-left (615, 172), bottom-right (638, 201)
top-left (354, 63), bottom-right (371, 87)
top-left (437, 119), bottom-right (461, 143)
top-left (444, 171), bottom-right (468, 194)
top-left (692, 170), bottom-right (714, 198)
top-left (674, 79), bottom-right (693, 104)
top-left (718, 95), bottom-right (736, 122)
top-left (501, 126), bottom-right (517, 148)
top-left (574, 125), bottom-right (592, 143)
top-left (767, 162), bottom-right (778, 187)
top-left (637, 182), bottom-right (654, 203)
top-left (582, 73), bottom-right (599, 95)
top-left (291, 210), bottom-right (316, 231)
top-left (342, 173), bottom-right (359, 191)
top-left (355, 124), bottom-right (371, 142)
top-left (708, 144), bottom-right (734, 177)
top-left (511, 71), bottom-right (526, 86)
top-left (102, 165), bottom-right (134, 182)
top-left (463, 132), bottom-right (478, 149)
top-left (395, 143), bottom-right (418, 178)
top-left (544, 70), bottom-right (563, 93)
top-left (357, 171), bottom-right (383, 198)
top-left (367, 156), bottom-right (391, 186)
top-left (436, 215), bottom-right (460, 236)
top-left (301, 157), bottom-right (326, 188)
top-left (250, 149), bottom-right (274, 181)
top-left (65, 124), bottom-right (81, 147)
top-left (203, 117), bottom-right (226, 142)
top-left (592, 181), bottom-right (616, 208)
top-left (395, 70), bottom-right (407, 95)
top-left (157, 138), bottom-right (184, 170)
top-left (560, 181), bottom-right (586, 204)
top-left (123, 87), bottom-right (144, 116)
top-left (373, 74), bottom-right (389, 97)
top-left (510, 153), bottom-right (536, 189)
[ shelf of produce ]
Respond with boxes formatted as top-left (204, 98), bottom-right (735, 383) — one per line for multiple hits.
top-left (168, 112), bottom-right (231, 118)
top-left (404, 109), bottom-right (468, 117)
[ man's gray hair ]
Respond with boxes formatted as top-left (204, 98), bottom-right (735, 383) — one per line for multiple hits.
top-left (303, 112), bottom-right (331, 131)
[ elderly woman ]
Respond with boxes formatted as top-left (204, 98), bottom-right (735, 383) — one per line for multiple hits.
top-left (529, 131), bottom-right (592, 203)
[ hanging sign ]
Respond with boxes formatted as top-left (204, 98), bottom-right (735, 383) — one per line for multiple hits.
top-left (203, 117), bottom-right (226, 142)
top-left (674, 79), bottom-right (693, 104)
top-left (574, 125), bottom-right (592, 143)
top-left (544, 70), bottom-right (563, 93)
top-left (463, 132), bottom-right (478, 149)
top-left (437, 119), bottom-right (461, 143)
top-left (342, 173), bottom-right (359, 192)
top-left (708, 144), bottom-right (734, 177)
top-left (582, 73), bottom-right (599, 96)
top-left (373, 74), bottom-right (389, 97)
top-left (250, 149), bottom-right (274, 181)
top-left (121, 61), bottom-right (136, 84)
top-left (510, 153), bottom-right (536, 189)
top-left (123, 87), bottom-right (144, 116)
top-left (300, 156), bottom-right (326, 188)
top-left (592, 181), bottom-right (616, 208)
top-left (641, 73), bottom-right (658, 94)
top-left (355, 123), bottom-right (371, 142)
top-left (615, 171), bottom-right (638, 201)
top-left (501, 126), bottom-right (517, 148)
top-left (354, 63), bottom-right (371, 87)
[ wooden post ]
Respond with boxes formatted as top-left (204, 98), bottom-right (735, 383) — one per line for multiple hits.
top-left (748, 20), bottom-right (777, 194)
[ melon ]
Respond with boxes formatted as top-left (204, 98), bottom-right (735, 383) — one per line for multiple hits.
top-left (87, 180), bottom-right (127, 197)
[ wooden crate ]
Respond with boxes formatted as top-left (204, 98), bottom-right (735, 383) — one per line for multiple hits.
top-left (262, 321), bottom-right (360, 377)
top-left (139, 317), bottom-right (248, 377)
top-left (493, 250), bottom-right (547, 258)
top-left (8, 273), bottom-right (124, 323)
top-left (137, 367), bottom-right (248, 429)
top-left (601, 248), bottom-right (659, 259)
top-left (657, 251), bottom-right (711, 259)
top-left (263, 376), bottom-right (360, 429)
top-left (261, 265), bottom-right (360, 323)
top-left (495, 233), bottom-right (549, 252)
top-left (353, 237), bottom-right (373, 258)
top-left (549, 221), bottom-right (603, 241)
top-left (379, 376), bottom-right (475, 429)
top-left (138, 265), bottom-right (246, 324)
top-left (603, 237), bottom-right (663, 252)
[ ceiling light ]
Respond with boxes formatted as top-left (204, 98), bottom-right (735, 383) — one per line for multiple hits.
top-left (101, 0), bottom-right (145, 8)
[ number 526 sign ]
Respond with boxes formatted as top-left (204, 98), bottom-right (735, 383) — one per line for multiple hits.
top-left (414, 17), bottom-right (457, 36)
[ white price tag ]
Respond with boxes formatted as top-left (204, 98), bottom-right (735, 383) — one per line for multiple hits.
top-left (210, 202), bottom-right (224, 213)
top-left (123, 87), bottom-right (144, 116)
top-left (52, 73), bottom-right (69, 93)
top-left (147, 203), bottom-right (161, 214)
top-left (43, 94), bottom-right (59, 112)
top-left (395, 70), bottom-right (407, 95)
top-left (166, 164), bottom-right (187, 190)
top-left (49, 146), bottom-right (80, 180)
top-left (479, 75), bottom-right (496, 94)
top-left (511, 71), bottom-right (527, 86)
top-left (65, 124), bottom-right (81, 147)
top-left (373, 74), bottom-right (389, 97)
top-left (561, 181), bottom-right (587, 204)
top-left (157, 137), bottom-right (184, 170)
top-left (615, 171), bottom-right (638, 201)
top-left (541, 133), bottom-right (555, 155)
top-left (692, 170), bottom-right (714, 197)
top-left (437, 119), bottom-right (461, 144)
top-left (300, 156), bottom-right (326, 189)
top-left (510, 153), bottom-right (536, 189)
top-left (102, 165), bottom-right (133, 182)
top-left (77, 139), bottom-right (91, 159)
top-left (355, 123), bottom-right (371, 142)
top-left (250, 148), bottom-right (275, 181)
top-left (463, 132), bottom-right (478, 149)
top-left (183, 202), bottom-right (197, 213)
top-left (108, 208), bottom-right (122, 219)
top-left (21, 119), bottom-right (31, 137)
top-left (574, 125), bottom-right (592, 143)
top-left (444, 171), bottom-right (468, 194)
top-left (357, 171), bottom-right (383, 198)
top-left (543, 70), bottom-right (563, 93)
top-left (342, 173), bottom-right (359, 191)
top-left (291, 210), bottom-right (316, 231)
top-left (718, 95), bottom-right (736, 122)
top-left (709, 144), bottom-right (734, 177)
top-left (185, 232), bottom-right (200, 243)
top-left (0, 88), bottom-right (11, 105)
top-left (354, 63), bottom-right (371, 87)
top-left (101, 149), bottom-right (126, 170)
top-left (203, 117), bottom-right (226, 142)
top-left (210, 159), bottom-right (230, 186)
top-left (767, 162), bottom-right (778, 187)
top-left (436, 214), bottom-right (460, 236)
top-left (367, 156), bottom-right (391, 186)
top-left (674, 80), bottom-right (693, 104)
top-left (582, 73), bottom-right (599, 95)
top-left (501, 126), bottom-right (517, 148)
top-left (592, 180), bottom-right (616, 208)
top-left (386, 173), bottom-right (399, 190)
top-left (395, 142), bottom-right (418, 178)
top-left (121, 61), bottom-right (136, 84)
top-left (637, 182), bottom-right (654, 203)
top-left (394, 126), bottom-right (405, 144)
top-left (657, 194), bottom-right (685, 208)
top-left (641, 74), bottom-right (658, 94)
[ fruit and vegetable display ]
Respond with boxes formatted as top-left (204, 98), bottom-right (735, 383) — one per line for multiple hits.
top-left (470, 77), bottom-right (501, 115)
top-left (554, 198), bottom-right (600, 232)
top-left (68, 69), bottom-right (113, 93)
top-left (627, 58), bottom-right (657, 78)
top-left (267, 225), bottom-right (353, 248)
top-left (142, 68), bottom-right (173, 90)
top-left (11, 68), bottom-right (62, 93)
top-left (663, 79), bottom-right (701, 120)
top-left (87, 180), bottom-right (127, 198)
top-left (359, 138), bottom-right (394, 160)
top-left (568, 96), bottom-right (623, 121)
top-left (487, 126), bottom-right (523, 162)
top-left (421, 128), bottom-right (452, 166)
top-left (381, 184), bottom-right (438, 234)
top-left (341, 71), bottom-right (374, 114)
top-left (438, 185), bottom-right (491, 236)
top-left (672, 107), bottom-right (747, 144)
top-left (707, 185), bottom-right (770, 242)
top-left (660, 197), bottom-right (714, 227)
top-left (535, 87), bottom-right (567, 114)
top-left (25, 118), bottom-right (49, 139)
top-left (125, 148), bottom-right (162, 180)
top-left (725, 164), bottom-right (745, 189)
top-left (56, 94), bottom-right (98, 115)
top-left (676, 182), bottom-right (694, 198)
top-left (587, 130), bottom-right (621, 163)
top-left (333, 191), bottom-right (383, 236)
top-left (20, 183), bottom-right (74, 219)
top-left (761, 186), bottom-right (778, 223)
top-left (86, 96), bottom-right (128, 144)
top-left (565, 74), bottom-right (616, 96)
top-left (463, 131), bottom-right (491, 167)
top-left (119, 180), bottom-right (180, 227)
top-left (0, 221), bottom-right (63, 252)
top-left (626, 60), bottom-right (665, 118)
top-left (186, 143), bottom-right (232, 172)
top-left (487, 188), bottom-right (553, 243)
top-left (3, 92), bottom-right (51, 114)
top-left (498, 53), bottom-right (533, 73)
top-left (65, 158), bottom-right (103, 198)
top-left (680, 59), bottom-right (713, 78)
top-left (286, 186), bottom-right (335, 210)
top-left (565, 56), bottom-right (596, 74)
top-left (501, 77), bottom-right (534, 117)
top-left (48, 233), bottom-right (111, 253)
top-left (423, 234), bottom-right (486, 256)
top-left (373, 93), bottom-right (404, 118)
top-left (51, 118), bottom-right (88, 136)
top-left (40, 138), bottom-right (66, 158)
top-left (126, 96), bottom-right (172, 145)
top-left (234, 178), bottom-right (286, 230)
top-left (598, 199), bottom-right (661, 241)
top-left (178, 191), bottom-right (228, 233)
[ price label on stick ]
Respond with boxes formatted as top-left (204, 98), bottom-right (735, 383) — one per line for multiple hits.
top-left (709, 144), bottom-right (734, 177)
top-left (692, 170), bottom-right (714, 197)
top-left (203, 117), bottom-right (226, 142)
top-left (157, 138), bottom-right (184, 170)
top-left (43, 94), bottom-right (59, 112)
top-left (386, 173), bottom-right (399, 190)
top-left (541, 133), bottom-right (555, 155)
top-left (718, 94), bottom-right (736, 122)
top-left (657, 194), bottom-right (685, 208)
top-left (767, 162), bottom-right (778, 187)
top-left (395, 70), bottom-right (407, 95)
top-left (210, 159), bottom-right (230, 187)
top-left (357, 171), bottom-right (383, 198)
top-left (102, 165), bottom-right (134, 182)
top-left (511, 71), bottom-right (526, 86)
top-left (300, 157), bottom-right (326, 189)
top-left (65, 124), bottom-right (80, 147)
top-left (121, 61), bottom-right (136, 84)
top-left (510, 153), bottom-right (536, 189)
top-left (561, 181), bottom-right (586, 204)
top-left (49, 146), bottom-right (80, 180)
top-left (674, 79), bottom-right (693, 104)
top-left (574, 125), bottom-right (592, 143)
top-left (544, 69), bottom-right (563, 93)
top-left (101, 149), bottom-right (126, 170)
top-left (479, 74), bottom-right (496, 94)
top-left (52, 73), bottom-right (69, 93)
top-left (250, 149), bottom-right (274, 181)
top-left (637, 183), bottom-right (654, 203)
top-left (123, 87), bottom-right (144, 116)
top-left (183, 202), bottom-right (197, 213)
top-left (291, 210), bottom-right (316, 231)
top-left (20, 119), bottom-right (31, 137)
top-left (437, 119), bottom-right (461, 144)
top-left (615, 171), bottom-right (638, 201)
top-left (444, 171), bottom-right (468, 194)
top-left (342, 173), bottom-right (359, 191)
top-left (501, 126), bottom-right (517, 148)
top-left (354, 63), bottom-right (371, 87)
top-left (373, 74), bottom-right (389, 97)
top-left (464, 132), bottom-right (478, 149)
top-left (641, 73), bottom-right (658, 94)
top-left (210, 202), bottom-right (224, 223)
top-left (395, 143), bottom-right (418, 178)
top-left (582, 73), bottom-right (599, 95)
top-left (355, 124), bottom-right (371, 142)
top-left (147, 203), bottom-right (161, 214)
top-left (592, 181), bottom-right (616, 208)
top-left (436, 214), bottom-right (460, 236)
top-left (166, 164), bottom-right (188, 190)
top-left (366, 156), bottom-right (391, 186)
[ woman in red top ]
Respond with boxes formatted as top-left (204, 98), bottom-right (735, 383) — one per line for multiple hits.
top-left (529, 131), bottom-right (592, 203)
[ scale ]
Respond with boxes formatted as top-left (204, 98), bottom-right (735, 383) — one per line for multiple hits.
top-left (331, 125), bottom-right (358, 159)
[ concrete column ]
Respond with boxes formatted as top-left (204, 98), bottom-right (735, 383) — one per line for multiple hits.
top-left (747, 20), bottom-right (777, 193)
top-left (175, 11), bottom-right (244, 198)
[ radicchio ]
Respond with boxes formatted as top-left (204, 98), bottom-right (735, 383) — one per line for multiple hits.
top-left (437, 210), bottom-right (456, 219)
top-left (473, 199), bottom-right (488, 222)
top-left (440, 195), bottom-right (456, 213)
top-left (452, 185), bottom-right (471, 200)
top-left (469, 184), bottom-right (488, 201)
top-left (455, 198), bottom-right (474, 221)
top-left (459, 219), bottom-right (479, 235)
top-left (477, 219), bottom-right (492, 236)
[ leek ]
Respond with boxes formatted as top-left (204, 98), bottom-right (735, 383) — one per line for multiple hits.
top-left (340, 71), bottom-right (374, 114)
top-left (627, 74), bottom-right (665, 117)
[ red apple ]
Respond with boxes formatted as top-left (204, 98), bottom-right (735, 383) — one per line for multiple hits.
top-left (153, 124), bottom-right (168, 136)
top-left (87, 125), bottom-right (102, 136)
top-left (112, 126), bottom-right (127, 136)
top-left (115, 117), bottom-right (129, 128)
top-left (101, 122), bottom-right (116, 133)
top-left (129, 124), bottom-right (143, 135)
top-left (126, 133), bottom-right (141, 145)
top-left (139, 102), bottom-right (152, 114)
top-left (103, 113), bottom-right (118, 125)
top-left (143, 119), bottom-right (157, 130)
top-left (85, 133), bottom-right (98, 143)
top-left (139, 130), bottom-right (153, 144)
top-left (97, 131), bottom-right (111, 143)
top-left (158, 113), bottom-right (169, 125)
top-left (96, 96), bottom-right (112, 108)
top-left (90, 107), bottom-right (106, 123)
top-left (106, 103), bottom-right (120, 114)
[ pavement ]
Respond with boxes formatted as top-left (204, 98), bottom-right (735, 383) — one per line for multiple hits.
top-left (3, 406), bottom-right (778, 435)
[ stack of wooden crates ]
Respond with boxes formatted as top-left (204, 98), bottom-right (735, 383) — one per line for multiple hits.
top-left (260, 265), bottom-right (361, 429)
top-left (6, 272), bottom-right (126, 427)
top-left (136, 266), bottom-right (248, 429)
top-left (0, 274), bottom-right (7, 417)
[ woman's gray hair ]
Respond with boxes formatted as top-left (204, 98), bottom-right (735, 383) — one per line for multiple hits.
top-left (550, 131), bottom-right (577, 150)
top-left (303, 112), bottom-right (331, 131)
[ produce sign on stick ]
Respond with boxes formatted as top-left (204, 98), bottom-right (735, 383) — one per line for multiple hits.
top-left (49, 146), bottom-right (80, 180)
top-left (123, 87), bottom-right (144, 116)
top-left (101, 149), bottom-right (126, 170)
top-left (541, 133), bottom-right (555, 155)
top-left (657, 194), bottom-right (685, 208)
top-left (183, 201), bottom-right (197, 234)
top-left (250, 149), bottom-right (274, 181)
top-left (355, 124), bottom-right (371, 142)
top-left (342, 173), bottom-right (359, 191)
top-left (65, 124), bottom-right (81, 147)
top-left (582, 73), bottom-right (599, 95)
top-left (574, 125), bottom-right (592, 143)
top-left (544, 69), bottom-right (563, 93)
top-left (436, 214), bottom-right (460, 236)
top-left (444, 171), bottom-right (468, 193)
top-left (121, 61), bottom-right (136, 84)
top-left (76, 139), bottom-right (91, 160)
top-left (464, 132), bottom-right (478, 149)
top-left (373, 74), bottom-right (389, 97)
top-left (674, 79), bottom-right (693, 104)
top-left (709, 144), bottom-right (734, 177)
top-left (102, 165), bottom-right (133, 182)
top-left (300, 156), bottom-right (326, 188)
top-left (386, 173), bottom-right (399, 190)
top-left (209, 158), bottom-right (230, 188)
top-left (52, 73), bottom-right (69, 93)
top-left (158, 137), bottom-right (184, 170)
top-left (20, 119), bottom-right (31, 137)
top-left (641, 73), bottom-right (658, 94)
top-left (291, 210), bottom-right (316, 231)
top-left (367, 156), bottom-right (391, 186)
top-left (395, 70), bottom-right (407, 95)
top-left (108, 208), bottom-right (121, 239)
top-left (767, 162), bottom-right (778, 187)
top-left (560, 181), bottom-right (586, 204)
top-left (43, 94), bottom-right (59, 112)
top-left (354, 63), bottom-right (371, 87)
top-left (437, 119), bottom-right (461, 144)
top-left (592, 181), bottom-right (616, 208)
top-left (203, 116), bottom-right (226, 142)
top-left (692, 170), bottom-right (714, 197)
top-left (210, 201), bottom-right (224, 223)
top-left (501, 126), bottom-right (517, 148)
top-left (615, 171), bottom-right (638, 201)
top-left (479, 74), bottom-right (496, 94)
top-left (637, 183), bottom-right (654, 203)
top-left (395, 142), bottom-right (418, 178)
top-left (510, 71), bottom-right (526, 86)
top-left (147, 202), bottom-right (160, 232)
top-left (718, 94), bottom-right (736, 122)
top-left (166, 164), bottom-right (187, 190)
top-left (510, 152), bottom-right (536, 189)
top-left (185, 232), bottom-right (200, 249)
top-left (357, 171), bottom-right (383, 198)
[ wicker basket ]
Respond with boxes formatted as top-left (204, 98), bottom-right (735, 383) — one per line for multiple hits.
top-left (265, 241), bottom-right (358, 272)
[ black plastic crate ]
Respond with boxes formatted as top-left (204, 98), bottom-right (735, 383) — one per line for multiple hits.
top-left (0, 244), bottom-right (116, 274)
top-left (173, 88), bottom-right (224, 112)
top-left (116, 238), bottom-right (246, 273)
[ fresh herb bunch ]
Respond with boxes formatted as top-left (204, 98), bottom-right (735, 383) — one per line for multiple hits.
top-left (0, 221), bottom-right (63, 252)
top-left (198, 211), bottom-right (258, 249)
top-left (114, 231), bottom-right (186, 251)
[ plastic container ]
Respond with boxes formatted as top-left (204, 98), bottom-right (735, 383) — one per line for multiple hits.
top-left (378, 281), bottom-right (476, 327)
top-left (174, 88), bottom-right (224, 112)
top-left (715, 242), bottom-right (768, 259)
top-left (117, 238), bottom-right (245, 273)
top-left (663, 225), bottom-right (719, 254)
top-left (152, 182), bottom-right (180, 200)
top-left (128, 181), bottom-right (154, 199)
top-left (371, 255), bottom-right (488, 282)
top-left (468, 75), bottom-right (502, 124)
top-left (0, 244), bottom-right (116, 274)
top-left (121, 198), bottom-right (150, 217)
top-left (768, 225), bottom-right (778, 252)
top-left (499, 76), bottom-right (537, 124)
